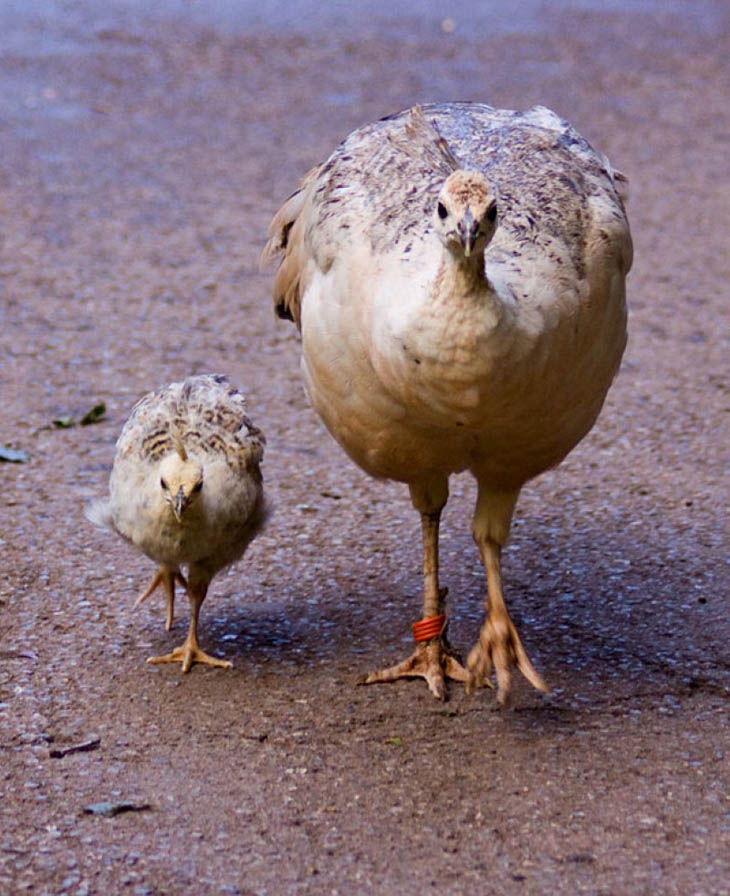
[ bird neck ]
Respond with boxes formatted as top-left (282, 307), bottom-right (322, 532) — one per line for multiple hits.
top-left (432, 247), bottom-right (493, 305)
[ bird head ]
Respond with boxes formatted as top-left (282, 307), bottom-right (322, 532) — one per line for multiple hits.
top-left (159, 443), bottom-right (203, 522)
top-left (434, 170), bottom-right (498, 259)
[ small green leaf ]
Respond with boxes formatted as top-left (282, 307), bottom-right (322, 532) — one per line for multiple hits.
top-left (53, 416), bottom-right (75, 429)
top-left (0, 446), bottom-right (28, 463)
top-left (80, 403), bottom-right (107, 426)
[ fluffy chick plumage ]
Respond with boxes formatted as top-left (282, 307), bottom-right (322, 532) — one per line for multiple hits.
top-left (87, 374), bottom-right (267, 671)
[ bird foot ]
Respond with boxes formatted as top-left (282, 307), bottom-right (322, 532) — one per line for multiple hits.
top-left (466, 612), bottom-right (549, 705)
top-left (146, 640), bottom-right (232, 674)
top-left (134, 568), bottom-right (186, 632)
top-left (360, 639), bottom-right (469, 700)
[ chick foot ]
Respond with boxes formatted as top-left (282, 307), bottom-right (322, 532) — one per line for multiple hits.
top-left (466, 612), bottom-right (548, 705)
top-left (147, 637), bottom-right (232, 674)
top-left (361, 638), bottom-right (469, 700)
top-left (134, 567), bottom-right (186, 631)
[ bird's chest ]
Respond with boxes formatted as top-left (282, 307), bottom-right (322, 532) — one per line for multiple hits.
top-left (138, 513), bottom-right (193, 565)
top-left (127, 497), bottom-right (211, 568)
top-left (370, 287), bottom-right (505, 424)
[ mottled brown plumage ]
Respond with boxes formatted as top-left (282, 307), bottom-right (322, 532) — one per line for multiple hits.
top-left (263, 102), bottom-right (632, 702)
top-left (87, 374), bottom-right (267, 672)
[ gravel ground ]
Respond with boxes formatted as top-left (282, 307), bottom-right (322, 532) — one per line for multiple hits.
top-left (1, 2), bottom-right (728, 894)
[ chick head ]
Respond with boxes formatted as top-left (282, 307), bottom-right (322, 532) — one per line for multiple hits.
top-left (159, 446), bottom-right (203, 522)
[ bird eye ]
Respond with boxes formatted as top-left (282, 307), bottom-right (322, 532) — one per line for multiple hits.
top-left (486, 201), bottom-right (497, 223)
top-left (437, 202), bottom-right (448, 220)
top-left (160, 477), bottom-right (168, 491)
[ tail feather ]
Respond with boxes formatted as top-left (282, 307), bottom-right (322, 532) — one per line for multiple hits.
top-left (84, 499), bottom-right (114, 531)
top-left (259, 165), bottom-right (321, 329)
top-left (611, 169), bottom-right (630, 203)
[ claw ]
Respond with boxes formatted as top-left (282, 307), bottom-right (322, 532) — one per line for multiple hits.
top-left (467, 612), bottom-right (548, 704)
top-left (361, 638), bottom-right (469, 700)
top-left (147, 640), bottom-right (231, 673)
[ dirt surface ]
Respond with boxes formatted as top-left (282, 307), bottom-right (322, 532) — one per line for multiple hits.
top-left (1, 2), bottom-right (728, 894)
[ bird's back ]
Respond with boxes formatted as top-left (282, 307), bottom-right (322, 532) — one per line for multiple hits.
top-left (265, 103), bottom-right (631, 324)
top-left (115, 374), bottom-right (265, 477)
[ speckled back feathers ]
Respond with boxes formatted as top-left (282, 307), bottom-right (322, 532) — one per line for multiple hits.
top-left (116, 374), bottom-right (265, 476)
top-left (262, 102), bottom-right (631, 325)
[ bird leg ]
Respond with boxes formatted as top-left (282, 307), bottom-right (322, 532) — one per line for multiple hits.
top-left (361, 508), bottom-right (469, 699)
top-left (134, 566), bottom-right (186, 631)
top-left (467, 539), bottom-right (548, 705)
top-left (146, 581), bottom-right (231, 673)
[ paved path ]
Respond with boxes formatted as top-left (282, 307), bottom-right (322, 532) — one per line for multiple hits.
top-left (1, 2), bottom-right (728, 893)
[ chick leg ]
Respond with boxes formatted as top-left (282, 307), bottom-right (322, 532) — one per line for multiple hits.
top-left (147, 580), bottom-right (231, 673)
top-left (362, 507), bottom-right (469, 699)
top-left (467, 486), bottom-right (548, 704)
top-left (134, 566), bottom-right (186, 631)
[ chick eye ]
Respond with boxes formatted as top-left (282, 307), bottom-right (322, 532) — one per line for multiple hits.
top-left (160, 477), bottom-right (168, 491)
top-left (437, 202), bottom-right (448, 220)
top-left (486, 201), bottom-right (497, 223)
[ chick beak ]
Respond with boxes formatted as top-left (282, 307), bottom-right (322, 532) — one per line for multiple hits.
top-left (459, 210), bottom-right (476, 257)
top-left (173, 486), bottom-right (186, 521)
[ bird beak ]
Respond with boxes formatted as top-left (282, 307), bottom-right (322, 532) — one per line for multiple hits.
top-left (459, 210), bottom-right (476, 257)
top-left (173, 486), bottom-right (186, 521)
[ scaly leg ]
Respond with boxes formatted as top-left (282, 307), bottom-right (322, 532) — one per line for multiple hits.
top-left (147, 580), bottom-right (231, 673)
top-left (467, 539), bottom-right (548, 705)
top-left (134, 566), bottom-right (186, 631)
top-left (362, 505), bottom-right (468, 699)
top-left (466, 485), bottom-right (548, 705)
